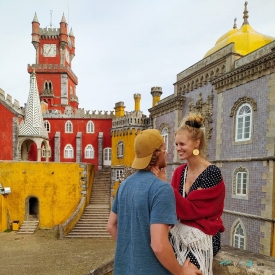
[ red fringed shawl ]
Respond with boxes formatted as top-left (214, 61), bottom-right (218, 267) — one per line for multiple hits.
top-left (171, 164), bottom-right (225, 236)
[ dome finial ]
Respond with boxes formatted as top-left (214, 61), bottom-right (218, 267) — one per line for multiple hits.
top-left (242, 1), bottom-right (249, 25)
top-left (233, 18), bottom-right (237, 29)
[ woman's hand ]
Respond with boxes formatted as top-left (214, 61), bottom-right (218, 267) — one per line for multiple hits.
top-left (151, 166), bottom-right (167, 181)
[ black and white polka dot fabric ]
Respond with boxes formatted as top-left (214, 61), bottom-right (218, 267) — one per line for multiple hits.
top-left (178, 165), bottom-right (222, 269)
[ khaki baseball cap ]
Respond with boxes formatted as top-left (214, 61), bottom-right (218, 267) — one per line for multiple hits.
top-left (131, 129), bottom-right (164, 169)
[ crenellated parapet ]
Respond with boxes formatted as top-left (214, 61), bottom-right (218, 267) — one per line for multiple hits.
top-left (112, 110), bottom-right (152, 128)
top-left (111, 127), bottom-right (150, 137)
top-left (28, 64), bottom-right (78, 85)
top-left (0, 88), bottom-right (24, 116)
top-left (40, 27), bottom-right (60, 38)
top-left (43, 108), bottom-right (114, 119)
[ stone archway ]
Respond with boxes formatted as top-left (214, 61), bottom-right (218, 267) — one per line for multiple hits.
top-left (26, 196), bottom-right (39, 220)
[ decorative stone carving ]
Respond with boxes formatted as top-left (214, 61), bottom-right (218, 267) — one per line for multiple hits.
top-left (212, 51), bottom-right (275, 93)
top-left (230, 96), bottom-right (257, 117)
top-left (159, 123), bottom-right (171, 132)
top-left (188, 90), bottom-right (214, 140)
top-left (178, 62), bottom-right (226, 95)
top-left (149, 95), bottom-right (185, 118)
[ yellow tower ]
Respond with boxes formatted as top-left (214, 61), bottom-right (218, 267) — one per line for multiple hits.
top-left (204, 2), bottom-right (274, 58)
top-left (134, 93), bottom-right (141, 111)
top-left (151, 86), bottom-right (162, 107)
top-left (114, 101), bottom-right (125, 117)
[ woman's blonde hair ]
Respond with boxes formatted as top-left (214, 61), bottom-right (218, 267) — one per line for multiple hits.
top-left (176, 113), bottom-right (207, 157)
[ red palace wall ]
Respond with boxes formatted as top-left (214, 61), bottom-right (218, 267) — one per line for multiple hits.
top-left (41, 118), bottom-right (112, 169)
top-left (0, 104), bottom-right (16, 160)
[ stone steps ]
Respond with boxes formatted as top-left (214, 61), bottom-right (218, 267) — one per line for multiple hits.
top-left (66, 168), bottom-right (111, 238)
top-left (17, 220), bottom-right (39, 234)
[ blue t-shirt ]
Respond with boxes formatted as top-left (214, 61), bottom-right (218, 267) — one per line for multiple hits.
top-left (112, 170), bottom-right (177, 275)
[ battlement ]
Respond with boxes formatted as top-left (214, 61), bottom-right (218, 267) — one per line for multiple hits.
top-left (0, 88), bottom-right (24, 116)
top-left (40, 27), bottom-right (60, 38)
top-left (43, 108), bottom-right (114, 119)
top-left (112, 110), bottom-right (152, 128)
top-left (28, 64), bottom-right (78, 85)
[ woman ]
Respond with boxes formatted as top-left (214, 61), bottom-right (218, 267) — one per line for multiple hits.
top-left (169, 113), bottom-right (225, 275)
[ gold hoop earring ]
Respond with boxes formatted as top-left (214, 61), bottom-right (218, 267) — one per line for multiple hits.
top-left (193, 148), bottom-right (199, 156)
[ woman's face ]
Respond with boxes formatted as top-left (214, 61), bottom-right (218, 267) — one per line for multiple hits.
top-left (175, 131), bottom-right (199, 160)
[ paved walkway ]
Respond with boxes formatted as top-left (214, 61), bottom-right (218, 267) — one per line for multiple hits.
top-left (0, 230), bottom-right (116, 275)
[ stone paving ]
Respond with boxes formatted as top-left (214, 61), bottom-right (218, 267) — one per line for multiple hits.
top-left (0, 229), bottom-right (116, 275)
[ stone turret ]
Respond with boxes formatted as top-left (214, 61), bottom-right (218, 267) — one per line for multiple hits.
top-left (31, 13), bottom-right (40, 50)
top-left (59, 13), bottom-right (68, 49)
top-left (134, 93), bottom-right (141, 111)
top-left (151, 87), bottom-right (162, 107)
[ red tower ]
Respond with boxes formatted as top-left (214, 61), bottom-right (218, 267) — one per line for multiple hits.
top-left (28, 13), bottom-right (79, 113)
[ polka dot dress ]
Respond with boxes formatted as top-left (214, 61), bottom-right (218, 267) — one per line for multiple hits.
top-left (178, 165), bottom-right (222, 269)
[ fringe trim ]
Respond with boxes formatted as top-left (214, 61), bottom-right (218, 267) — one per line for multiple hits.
top-left (170, 223), bottom-right (213, 275)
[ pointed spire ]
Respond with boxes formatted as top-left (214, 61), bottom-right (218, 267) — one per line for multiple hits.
top-left (69, 28), bottom-right (74, 37)
top-left (233, 18), bottom-right (237, 29)
top-left (61, 13), bottom-right (67, 23)
top-left (242, 1), bottom-right (249, 25)
top-left (19, 72), bottom-right (48, 139)
top-left (33, 12), bottom-right (39, 23)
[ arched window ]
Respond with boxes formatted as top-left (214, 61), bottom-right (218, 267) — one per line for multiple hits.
top-left (43, 81), bottom-right (53, 94)
top-left (161, 127), bottom-right (168, 150)
top-left (64, 144), bottom-right (74, 158)
top-left (235, 104), bottom-right (252, 142)
top-left (85, 144), bottom-right (94, 159)
top-left (65, 121), bottom-right (73, 133)
top-left (233, 222), bottom-right (245, 249)
top-left (117, 141), bottom-right (124, 158)
top-left (44, 120), bottom-right (50, 132)
top-left (236, 171), bottom-right (247, 196)
top-left (86, 121), bottom-right (94, 133)
top-left (232, 166), bottom-right (248, 199)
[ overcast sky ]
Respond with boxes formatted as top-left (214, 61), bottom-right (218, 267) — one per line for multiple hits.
top-left (0, 0), bottom-right (274, 115)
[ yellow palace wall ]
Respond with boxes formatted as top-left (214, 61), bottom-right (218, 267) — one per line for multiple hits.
top-left (112, 128), bottom-right (139, 166)
top-left (111, 128), bottom-right (141, 194)
top-left (0, 161), bottom-right (90, 231)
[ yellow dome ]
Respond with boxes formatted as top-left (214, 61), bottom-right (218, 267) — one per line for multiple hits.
top-left (204, 3), bottom-right (275, 58)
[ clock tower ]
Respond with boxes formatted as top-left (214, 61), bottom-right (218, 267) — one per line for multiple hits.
top-left (28, 13), bottom-right (78, 113)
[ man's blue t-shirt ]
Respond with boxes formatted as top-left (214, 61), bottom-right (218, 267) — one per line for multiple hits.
top-left (112, 170), bottom-right (177, 275)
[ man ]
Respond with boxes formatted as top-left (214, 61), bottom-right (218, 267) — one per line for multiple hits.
top-left (107, 129), bottom-right (202, 275)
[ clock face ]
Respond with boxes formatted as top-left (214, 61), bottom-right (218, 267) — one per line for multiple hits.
top-left (65, 49), bottom-right (70, 63)
top-left (43, 44), bottom-right (56, 57)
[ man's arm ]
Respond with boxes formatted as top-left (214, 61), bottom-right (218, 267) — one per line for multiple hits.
top-left (150, 224), bottom-right (202, 275)
top-left (107, 211), bottom-right (117, 241)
